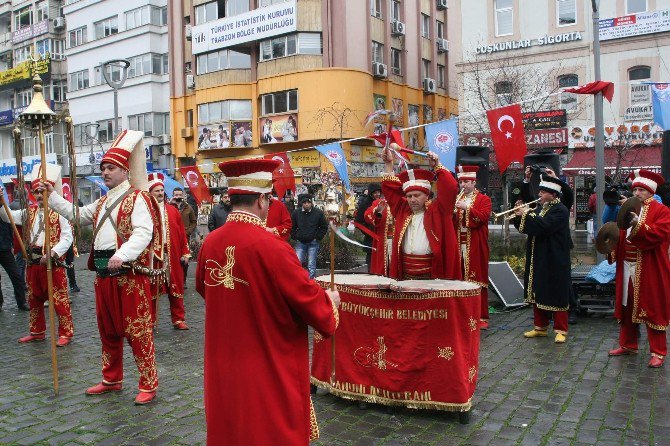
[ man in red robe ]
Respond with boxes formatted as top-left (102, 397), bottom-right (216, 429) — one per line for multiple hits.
top-left (608, 169), bottom-right (670, 368)
top-left (381, 148), bottom-right (461, 280)
top-left (265, 195), bottom-right (292, 241)
top-left (363, 197), bottom-right (393, 276)
top-left (453, 165), bottom-right (492, 329)
top-left (148, 173), bottom-right (190, 330)
top-left (196, 159), bottom-right (340, 445)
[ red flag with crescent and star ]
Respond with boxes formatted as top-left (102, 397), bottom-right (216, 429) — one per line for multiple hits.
top-left (263, 152), bottom-right (295, 199)
top-left (486, 104), bottom-right (527, 173)
top-left (62, 178), bottom-right (73, 203)
top-left (178, 165), bottom-right (212, 205)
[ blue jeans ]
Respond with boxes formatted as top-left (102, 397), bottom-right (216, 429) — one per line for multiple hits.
top-left (295, 240), bottom-right (319, 279)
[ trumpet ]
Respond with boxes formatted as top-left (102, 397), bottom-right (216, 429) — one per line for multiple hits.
top-left (453, 190), bottom-right (466, 213)
top-left (493, 198), bottom-right (541, 221)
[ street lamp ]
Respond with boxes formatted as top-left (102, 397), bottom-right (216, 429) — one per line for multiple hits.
top-left (101, 59), bottom-right (130, 135)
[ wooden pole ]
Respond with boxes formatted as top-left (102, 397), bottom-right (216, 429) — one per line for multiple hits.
top-left (329, 226), bottom-right (336, 386)
top-left (2, 200), bottom-right (28, 260)
top-left (39, 121), bottom-right (59, 396)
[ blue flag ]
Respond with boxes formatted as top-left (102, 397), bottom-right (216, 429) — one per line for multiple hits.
top-left (315, 142), bottom-right (351, 192)
top-left (651, 84), bottom-right (670, 130)
top-left (425, 118), bottom-right (458, 170)
top-left (85, 176), bottom-right (109, 194)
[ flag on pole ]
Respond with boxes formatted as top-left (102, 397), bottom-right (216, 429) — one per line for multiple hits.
top-left (85, 176), bottom-right (108, 194)
top-left (564, 81), bottom-right (615, 102)
top-left (425, 118), bottom-right (459, 170)
top-left (315, 142), bottom-right (351, 192)
top-left (486, 104), bottom-right (527, 173)
top-left (264, 152), bottom-right (295, 199)
top-left (61, 178), bottom-right (73, 202)
top-left (179, 165), bottom-right (212, 205)
top-left (651, 83), bottom-right (670, 130)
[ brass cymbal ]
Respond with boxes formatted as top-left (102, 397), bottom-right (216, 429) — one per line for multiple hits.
top-left (596, 222), bottom-right (620, 255)
top-left (616, 196), bottom-right (642, 230)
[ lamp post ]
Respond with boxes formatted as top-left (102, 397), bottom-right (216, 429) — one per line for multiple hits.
top-left (18, 55), bottom-right (59, 396)
top-left (591, 0), bottom-right (605, 262)
top-left (101, 59), bottom-right (130, 134)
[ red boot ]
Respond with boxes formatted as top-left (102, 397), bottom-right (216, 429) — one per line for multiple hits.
top-left (18, 334), bottom-right (46, 343)
top-left (648, 356), bottom-right (664, 368)
top-left (86, 382), bottom-right (122, 395)
top-left (134, 391), bottom-right (156, 405)
top-left (608, 347), bottom-right (637, 356)
top-left (56, 337), bottom-right (72, 347)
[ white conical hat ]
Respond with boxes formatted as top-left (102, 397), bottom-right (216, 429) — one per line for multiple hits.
top-left (101, 129), bottom-right (148, 191)
top-left (30, 162), bottom-right (63, 195)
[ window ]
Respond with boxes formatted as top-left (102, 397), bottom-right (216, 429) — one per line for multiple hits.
top-left (69, 26), bottom-right (87, 48)
top-left (36, 1), bottom-right (49, 22)
top-left (122, 53), bottom-right (170, 78)
top-left (14, 45), bottom-right (33, 64)
top-left (372, 41), bottom-right (384, 64)
top-left (73, 124), bottom-right (87, 147)
top-left (495, 81), bottom-right (513, 106)
top-left (371, 0), bottom-right (382, 18)
top-left (52, 39), bottom-right (65, 59)
top-left (261, 90), bottom-right (298, 115)
top-left (16, 88), bottom-right (32, 107)
top-left (259, 33), bottom-right (322, 61)
top-left (128, 113), bottom-right (154, 136)
top-left (557, 0), bottom-right (576, 26)
top-left (94, 16), bottom-right (119, 39)
top-left (436, 20), bottom-right (444, 39)
top-left (197, 49), bottom-right (251, 74)
top-left (195, 0), bottom-right (224, 25)
top-left (626, 0), bottom-right (647, 14)
top-left (46, 80), bottom-right (67, 103)
top-left (14, 6), bottom-right (31, 30)
top-left (97, 119), bottom-right (115, 142)
top-left (629, 66), bottom-right (651, 105)
top-left (437, 64), bottom-right (445, 88)
top-left (69, 70), bottom-right (89, 91)
top-left (36, 39), bottom-right (50, 57)
top-left (421, 14), bottom-right (430, 38)
top-left (94, 63), bottom-right (122, 86)
top-left (391, 48), bottom-right (401, 75)
top-left (226, 0), bottom-right (249, 17)
top-left (495, 0), bottom-right (513, 36)
top-left (391, 1), bottom-right (401, 21)
top-left (126, 6), bottom-right (167, 29)
top-left (422, 59), bottom-right (431, 79)
top-left (558, 74), bottom-right (578, 111)
top-left (260, 0), bottom-right (290, 6)
top-left (197, 100), bottom-right (252, 124)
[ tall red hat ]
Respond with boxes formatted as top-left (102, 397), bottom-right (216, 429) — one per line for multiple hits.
top-left (147, 172), bottom-right (165, 191)
top-left (218, 159), bottom-right (281, 195)
top-left (631, 169), bottom-right (664, 194)
top-left (456, 165), bottom-right (479, 181)
top-left (397, 169), bottom-right (433, 195)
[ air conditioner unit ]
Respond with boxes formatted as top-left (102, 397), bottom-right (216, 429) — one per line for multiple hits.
top-left (423, 77), bottom-right (437, 94)
top-left (436, 0), bottom-right (448, 11)
top-left (185, 25), bottom-right (192, 41)
top-left (181, 127), bottom-right (193, 138)
top-left (160, 146), bottom-right (172, 156)
top-left (437, 39), bottom-right (450, 53)
top-left (159, 134), bottom-right (171, 144)
top-left (372, 62), bottom-right (388, 79)
top-left (53, 17), bottom-right (66, 30)
top-left (186, 74), bottom-right (195, 89)
top-left (391, 21), bottom-right (406, 37)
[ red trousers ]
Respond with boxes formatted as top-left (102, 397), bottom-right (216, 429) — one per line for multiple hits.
top-left (26, 264), bottom-right (73, 338)
top-left (480, 288), bottom-right (489, 321)
top-left (618, 298), bottom-right (667, 358)
top-left (534, 305), bottom-right (568, 334)
top-left (94, 273), bottom-right (158, 392)
top-left (151, 294), bottom-right (186, 325)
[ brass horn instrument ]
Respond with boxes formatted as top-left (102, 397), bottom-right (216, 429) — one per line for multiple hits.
top-left (493, 198), bottom-right (541, 221)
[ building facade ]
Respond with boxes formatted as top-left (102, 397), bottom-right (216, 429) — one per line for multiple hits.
top-left (0, 0), bottom-right (68, 189)
top-left (63, 0), bottom-right (169, 203)
top-left (455, 0), bottom-right (670, 223)
top-left (169, 0), bottom-right (458, 195)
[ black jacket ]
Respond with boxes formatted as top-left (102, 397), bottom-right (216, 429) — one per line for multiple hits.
top-left (0, 220), bottom-right (13, 251)
top-left (291, 206), bottom-right (328, 243)
top-left (208, 203), bottom-right (230, 232)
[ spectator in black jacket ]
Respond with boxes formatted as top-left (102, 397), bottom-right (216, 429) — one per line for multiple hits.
top-left (354, 183), bottom-right (381, 271)
top-left (291, 194), bottom-right (328, 278)
top-left (0, 220), bottom-right (28, 311)
top-left (208, 188), bottom-right (231, 232)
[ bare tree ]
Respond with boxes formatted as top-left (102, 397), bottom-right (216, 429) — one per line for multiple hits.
top-left (308, 102), bottom-right (365, 140)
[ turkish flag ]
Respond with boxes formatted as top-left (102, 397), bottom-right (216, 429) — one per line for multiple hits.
top-left (264, 152), bottom-right (295, 199)
top-left (486, 104), bottom-right (528, 173)
top-left (178, 166), bottom-right (212, 205)
top-left (62, 178), bottom-right (73, 203)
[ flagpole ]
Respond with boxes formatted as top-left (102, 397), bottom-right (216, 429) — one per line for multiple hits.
top-left (592, 0), bottom-right (605, 262)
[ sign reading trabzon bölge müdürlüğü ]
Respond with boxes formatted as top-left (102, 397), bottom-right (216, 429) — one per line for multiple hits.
top-left (191, 1), bottom-right (297, 54)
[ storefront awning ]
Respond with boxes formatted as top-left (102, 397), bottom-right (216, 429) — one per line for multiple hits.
top-left (563, 146), bottom-right (661, 175)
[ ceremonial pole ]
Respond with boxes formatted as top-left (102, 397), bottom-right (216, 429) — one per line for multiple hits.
top-left (329, 219), bottom-right (336, 386)
top-left (19, 56), bottom-right (59, 396)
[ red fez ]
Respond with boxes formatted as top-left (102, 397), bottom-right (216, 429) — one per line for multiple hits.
top-left (398, 169), bottom-right (433, 195)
